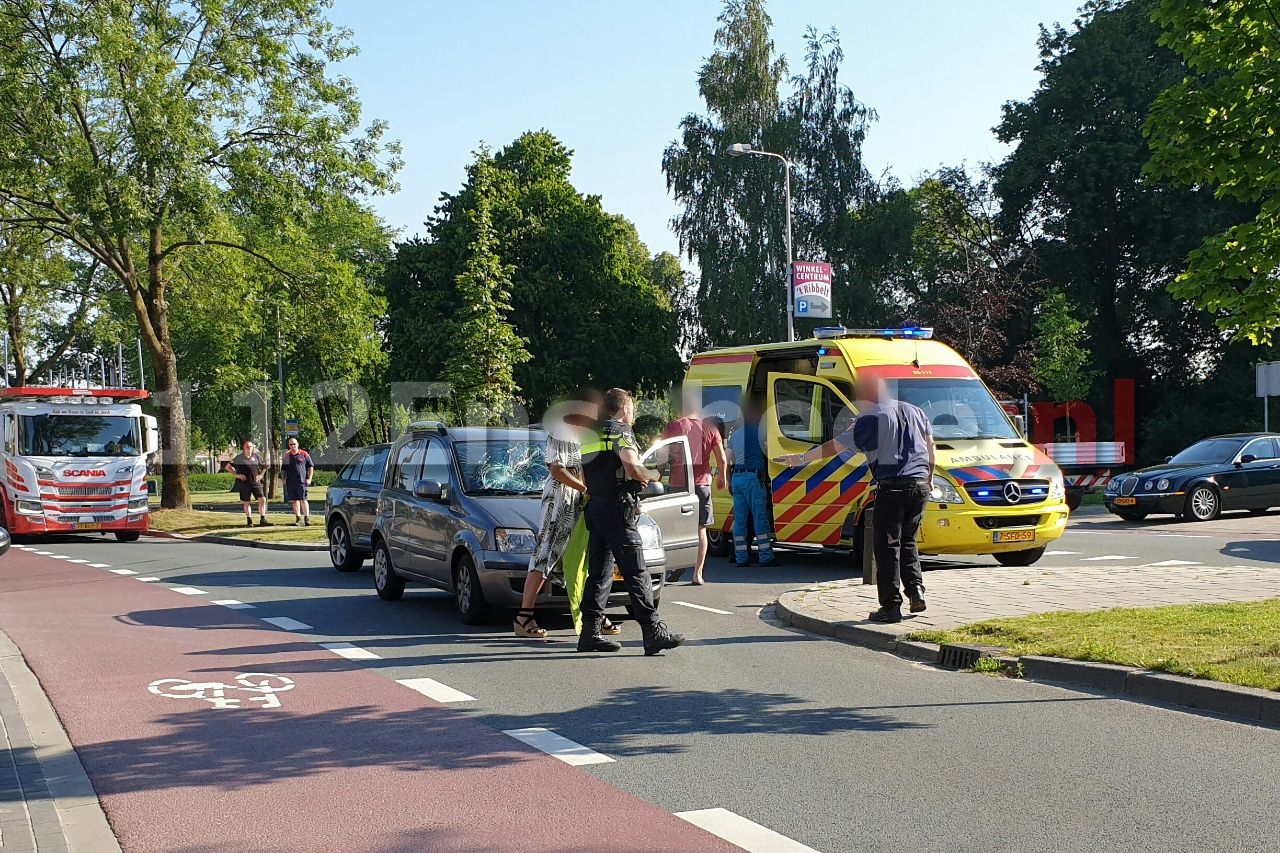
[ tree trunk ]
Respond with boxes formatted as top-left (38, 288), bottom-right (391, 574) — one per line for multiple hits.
top-left (143, 232), bottom-right (191, 510)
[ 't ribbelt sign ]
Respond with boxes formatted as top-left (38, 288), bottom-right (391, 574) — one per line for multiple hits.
top-left (792, 261), bottom-right (833, 319)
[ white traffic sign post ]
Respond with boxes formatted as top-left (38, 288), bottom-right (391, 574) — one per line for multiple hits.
top-left (1257, 362), bottom-right (1280, 431)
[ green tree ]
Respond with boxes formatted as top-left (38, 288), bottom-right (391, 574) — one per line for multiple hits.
top-left (441, 155), bottom-right (529, 424)
top-left (1145, 0), bottom-right (1280, 343)
top-left (1033, 289), bottom-right (1099, 439)
top-left (664, 2), bottom-right (878, 345)
top-left (0, 0), bottom-right (397, 508)
top-left (388, 131), bottom-right (681, 414)
top-left (993, 0), bottom-right (1248, 436)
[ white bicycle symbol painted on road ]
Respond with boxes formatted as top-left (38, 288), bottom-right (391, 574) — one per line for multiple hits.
top-left (148, 673), bottom-right (295, 709)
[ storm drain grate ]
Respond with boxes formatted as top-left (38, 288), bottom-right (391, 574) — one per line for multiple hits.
top-left (939, 643), bottom-right (1004, 669)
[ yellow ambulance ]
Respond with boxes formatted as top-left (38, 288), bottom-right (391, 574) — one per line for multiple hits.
top-left (686, 327), bottom-right (1069, 567)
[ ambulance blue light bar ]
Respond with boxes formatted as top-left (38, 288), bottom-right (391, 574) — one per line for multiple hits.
top-left (813, 326), bottom-right (934, 340)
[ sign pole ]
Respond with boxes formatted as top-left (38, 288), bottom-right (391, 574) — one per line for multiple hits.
top-left (783, 160), bottom-right (795, 343)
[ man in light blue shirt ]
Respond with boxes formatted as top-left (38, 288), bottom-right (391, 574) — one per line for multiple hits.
top-left (727, 397), bottom-right (777, 567)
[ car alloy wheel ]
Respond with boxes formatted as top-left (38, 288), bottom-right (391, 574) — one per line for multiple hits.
top-left (330, 524), bottom-right (347, 564)
top-left (1187, 485), bottom-right (1220, 521)
top-left (373, 541), bottom-right (405, 600)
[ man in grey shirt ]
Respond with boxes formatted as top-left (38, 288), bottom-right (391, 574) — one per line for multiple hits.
top-left (778, 375), bottom-right (935, 622)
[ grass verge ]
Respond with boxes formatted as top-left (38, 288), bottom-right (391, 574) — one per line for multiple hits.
top-left (148, 509), bottom-right (326, 544)
top-left (910, 599), bottom-right (1280, 692)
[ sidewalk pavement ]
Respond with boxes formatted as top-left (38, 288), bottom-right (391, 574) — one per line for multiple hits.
top-left (0, 631), bottom-right (120, 853)
top-left (777, 559), bottom-right (1280, 640)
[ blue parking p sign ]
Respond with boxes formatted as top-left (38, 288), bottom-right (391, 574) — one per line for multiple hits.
top-left (796, 299), bottom-right (809, 315)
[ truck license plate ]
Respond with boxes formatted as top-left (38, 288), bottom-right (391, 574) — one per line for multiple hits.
top-left (1115, 497), bottom-right (1137, 506)
top-left (75, 522), bottom-right (102, 530)
top-left (993, 529), bottom-right (1034, 543)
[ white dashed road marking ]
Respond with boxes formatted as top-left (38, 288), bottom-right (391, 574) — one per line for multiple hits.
top-left (1079, 555), bottom-right (1136, 562)
top-left (397, 678), bottom-right (476, 703)
top-left (320, 642), bottom-right (380, 661)
top-left (675, 808), bottom-right (821, 853)
top-left (109, 568), bottom-right (138, 575)
top-left (89, 563), bottom-right (111, 568)
top-left (672, 601), bottom-right (732, 615)
top-left (212, 600), bottom-right (255, 610)
top-left (170, 587), bottom-right (207, 595)
top-left (67, 559), bottom-right (93, 564)
top-left (502, 728), bottom-right (614, 766)
top-left (33, 550), bottom-right (54, 556)
top-left (261, 617), bottom-right (313, 632)
top-left (1148, 559), bottom-right (1202, 566)
top-left (1042, 550), bottom-right (1080, 556)
top-left (1154, 533), bottom-right (1213, 539)
top-left (136, 577), bottom-right (161, 582)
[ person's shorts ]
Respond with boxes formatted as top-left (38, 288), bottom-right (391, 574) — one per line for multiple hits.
top-left (283, 482), bottom-right (308, 502)
top-left (238, 482), bottom-right (265, 502)
top-left (695, 485), bottom-right (714, 527)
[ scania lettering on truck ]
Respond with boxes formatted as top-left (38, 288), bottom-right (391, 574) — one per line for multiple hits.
top-left (684, 327), bottom-right (1069, 568)
top-left (0, 386), bottom-right (160, 541)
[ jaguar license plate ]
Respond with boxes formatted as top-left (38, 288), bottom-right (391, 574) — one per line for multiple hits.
top-left (993, 529), bottom-right (1035, 543)
top-left (613, 568), bottom-right (624, 582)
top-left (1115, 497), bottom-right (1137, 506)
top-left (75, 522), bottom-right (103, 531)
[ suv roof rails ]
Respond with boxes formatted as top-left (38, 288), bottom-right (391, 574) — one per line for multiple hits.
top-left (407, 420), bottom-right (448, 436)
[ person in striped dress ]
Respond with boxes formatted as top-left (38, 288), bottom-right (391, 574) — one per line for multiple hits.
top-left (513, 389), bottom-right (620, 639)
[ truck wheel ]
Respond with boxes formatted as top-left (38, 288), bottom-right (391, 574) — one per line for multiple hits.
top-left (994, 546), bottom-right (1046, 567)
top-left (706, 527), bottom-right (733, 558)
top-left (1065, 491), bottom-right (1083, 512)
top-left (115, 531), bottom-right (140, 542)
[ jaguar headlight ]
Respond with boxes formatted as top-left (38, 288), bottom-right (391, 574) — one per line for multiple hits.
top-left (1156, 478), bottom-right (1171, 492)
top-left (1105, 477), bottom-right (1120, 493)
top-left (494, 527), bottom-right (536, 554)
top-left (929, 478), bottom-right (963, 504)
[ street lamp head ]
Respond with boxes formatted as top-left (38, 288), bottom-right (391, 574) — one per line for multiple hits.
top-left (726, 142), bottom-right (753, 157)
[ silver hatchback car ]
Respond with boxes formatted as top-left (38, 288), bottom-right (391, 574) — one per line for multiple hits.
top-left (369, 422), bottom-right (699, 624)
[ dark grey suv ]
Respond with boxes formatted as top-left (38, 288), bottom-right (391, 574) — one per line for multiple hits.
top-left (370, 422), bottom-right (698, 624)
top-left (326, 443), bottom-right (392, 571)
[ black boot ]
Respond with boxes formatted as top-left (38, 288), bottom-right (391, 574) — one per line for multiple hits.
top-left (576, 619), bottom-right (622, 653)
top-left (642, 621), bottom-right (685, 656)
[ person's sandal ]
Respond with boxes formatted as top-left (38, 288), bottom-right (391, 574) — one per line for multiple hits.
top-left (601, 617), bottom-right (621, 636)
top-left (513, 609), bottom-right (547, 639)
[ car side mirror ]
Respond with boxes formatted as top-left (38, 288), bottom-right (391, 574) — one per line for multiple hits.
top-left (0, 527), bottom-right (9, 557)
top-left (413, 479), bottom-right (448, 502)
top-left (1238, 454), bottom-right (1257, 467)
top-left (1164, 456), bottom-right (1173, 464)
top-left (643, 480), bottom-right (666, 497)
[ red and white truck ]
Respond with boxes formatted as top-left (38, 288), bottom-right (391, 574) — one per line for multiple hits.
top-left (0, 386), bottom-right (159, 540)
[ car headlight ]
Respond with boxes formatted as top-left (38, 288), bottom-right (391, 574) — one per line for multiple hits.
top-left (1156, 478), bottom-right (1170, 492)
top-left (16, 499), bottom-right (42, 515)
top-left (1049, 476), bottom-right (1065, 499)
top-left (1105, 477), bottom-right (1119, 493)
top-left (494, 527), bottom-right (536, 554)
top-left (33, 465), bottom-right (54, 480)
top-left (929, 478), bottom-right (963, 504)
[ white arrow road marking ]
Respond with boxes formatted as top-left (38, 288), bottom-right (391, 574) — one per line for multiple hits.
top-left (675, 808), bottom-right (822, 853)
top-left (672, 601), bottom-right (732, 615)
top-left (397, 678), bottom-right (475, 703)
top-left (502, 728), bottom-right (614, 766)
top-left (319, 642), bottom-right (380, 661)
top-left (261, 617), bottom-right (312, 632)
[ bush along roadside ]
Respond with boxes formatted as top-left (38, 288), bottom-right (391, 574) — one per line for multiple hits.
top-left (149, 470), bottom-right (337, 493)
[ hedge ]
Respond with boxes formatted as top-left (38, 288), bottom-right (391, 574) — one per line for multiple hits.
top-left (149, 469), bottom-right (336, 493)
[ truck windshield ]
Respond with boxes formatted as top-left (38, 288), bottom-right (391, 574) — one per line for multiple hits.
top-left (19, 415), bottom-right (141, 457)
top-left (894, 378), bottom-right (1018, 441)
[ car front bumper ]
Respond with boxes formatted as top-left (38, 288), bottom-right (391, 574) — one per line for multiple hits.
top-left (473, 550), bottom-right (666, 609)
top-left (1104, 493), bottom-right (1185, 516)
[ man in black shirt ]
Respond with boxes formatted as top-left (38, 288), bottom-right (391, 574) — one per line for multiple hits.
top-left (578, 388), bottom-right (685, 655)
top-left (225, 440), bottom-right (274, 528)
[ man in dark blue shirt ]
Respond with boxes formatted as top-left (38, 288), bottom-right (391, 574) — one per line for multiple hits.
top-left (778, 375), bottom-right (935, 622)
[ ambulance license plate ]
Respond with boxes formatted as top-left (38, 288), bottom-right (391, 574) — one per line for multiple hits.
top-left (993, 529), bottom-right (1034, 543)
top-left (75, 522), bottom-right (102, 531)
top-left (1115, 497), bottom-right (1137, 506)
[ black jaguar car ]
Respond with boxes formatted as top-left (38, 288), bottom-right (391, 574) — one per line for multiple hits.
top-left (1104, 432), bottom-right (1280, 521)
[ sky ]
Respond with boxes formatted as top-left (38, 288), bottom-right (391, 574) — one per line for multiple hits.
top-left (327, 0), bottom-right (1086, 258)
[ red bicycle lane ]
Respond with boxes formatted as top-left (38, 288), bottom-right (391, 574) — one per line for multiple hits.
top-left (0, 550), bottom-right (743, 853)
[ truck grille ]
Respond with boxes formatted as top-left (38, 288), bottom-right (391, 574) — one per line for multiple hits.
top-left (55, 514), bottom-right (118, 523)
top-left (55, 486), bottom-right (119, 497)
top-left (963, 480), bottom-right (1050, 507)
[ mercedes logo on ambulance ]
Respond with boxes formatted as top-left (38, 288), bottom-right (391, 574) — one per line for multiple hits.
top-left (1003, 482), bottom-right (1023, 505)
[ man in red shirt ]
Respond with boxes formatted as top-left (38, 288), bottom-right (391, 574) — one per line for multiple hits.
top-left (662, 391), bottom-right (729, 584)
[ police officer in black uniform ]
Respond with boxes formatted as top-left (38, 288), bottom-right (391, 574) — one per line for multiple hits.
top-left (578, 388), bottom-right (685, 655)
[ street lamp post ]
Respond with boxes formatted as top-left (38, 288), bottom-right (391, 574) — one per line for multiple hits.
top-left (726, 142), bottom-right (795, 342)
